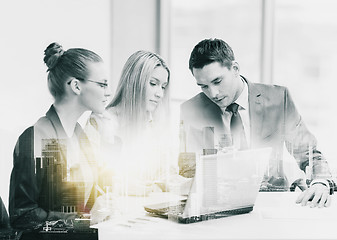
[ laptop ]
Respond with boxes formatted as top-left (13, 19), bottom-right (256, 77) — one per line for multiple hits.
top-left (144, 147), bottom-right (272, 223)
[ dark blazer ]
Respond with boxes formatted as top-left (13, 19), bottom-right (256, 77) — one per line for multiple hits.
top-left (180, 77), bottom-right (331, 180)
top-left (9, 105), bottom-right (98, 229)
top-left (0, 196), bottom-right (9, 229)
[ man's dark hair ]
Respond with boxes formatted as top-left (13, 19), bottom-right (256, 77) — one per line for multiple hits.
top-left (188, 38), bottom-right (235, 73)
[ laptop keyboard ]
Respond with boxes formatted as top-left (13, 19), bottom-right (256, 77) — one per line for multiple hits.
top-left (172, 206), bottom-right (254, 224)
top-left (168, 203), bottom-right (186, 215)
top-left (144, 201), bottom-right (186, 216)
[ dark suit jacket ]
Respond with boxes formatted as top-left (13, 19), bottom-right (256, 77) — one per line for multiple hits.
top-left (0, 196), bottom-right (9, 229)
top-left (180, 77), bottom-right (331, 180)
top-left (9, 105), bottom-right (98, 229)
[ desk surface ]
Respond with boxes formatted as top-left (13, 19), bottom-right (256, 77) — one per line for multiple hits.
top-left (93, 192), bottom-right (337, 240)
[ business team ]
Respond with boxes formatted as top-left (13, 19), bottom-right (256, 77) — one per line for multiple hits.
top-left (6, 38), bottom-right (335, 231)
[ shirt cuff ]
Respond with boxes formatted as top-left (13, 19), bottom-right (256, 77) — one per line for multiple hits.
top-left (310, 178), bottom-right (334, 195)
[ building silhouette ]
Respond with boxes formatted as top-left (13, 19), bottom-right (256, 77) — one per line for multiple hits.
top-left (36, 139), bottom-right (87, 214)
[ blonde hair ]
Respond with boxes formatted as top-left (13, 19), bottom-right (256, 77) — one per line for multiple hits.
top-left (107, 50), bottom-right (170, 136)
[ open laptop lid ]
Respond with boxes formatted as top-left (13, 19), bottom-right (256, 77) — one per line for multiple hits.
top-left (182, 147), bottom-right (272, 218)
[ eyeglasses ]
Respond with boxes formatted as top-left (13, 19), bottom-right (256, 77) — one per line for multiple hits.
top-left (68, 77), bottom-right (109, 89)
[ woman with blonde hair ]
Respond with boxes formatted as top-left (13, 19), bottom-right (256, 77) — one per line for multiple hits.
top-left (89, 50), bottom-right (175, 198)
top-left (107, 50), bottom-right (170, 138)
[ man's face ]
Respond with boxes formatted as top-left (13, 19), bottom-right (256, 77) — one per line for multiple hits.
top-left (192, 61), bottom-right (241, 109)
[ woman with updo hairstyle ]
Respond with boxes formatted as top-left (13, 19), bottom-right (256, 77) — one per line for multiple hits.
top-left (9, 42), bottom-right (110, 229)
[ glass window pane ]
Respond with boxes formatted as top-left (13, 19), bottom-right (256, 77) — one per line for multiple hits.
top-left (274, 0), bottom-right (337, 168)
top-left (170, 0), bottom-right (262, 101)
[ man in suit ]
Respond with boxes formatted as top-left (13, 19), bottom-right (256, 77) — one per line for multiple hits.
top-left (179, 38), bottom-right (334, 207)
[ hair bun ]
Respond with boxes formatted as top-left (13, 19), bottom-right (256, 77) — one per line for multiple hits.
top-left (43, 42), bottom-right (65, 71)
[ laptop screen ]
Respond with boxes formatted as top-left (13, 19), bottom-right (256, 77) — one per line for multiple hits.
top-left (182, 147), bottom-right (272, 218)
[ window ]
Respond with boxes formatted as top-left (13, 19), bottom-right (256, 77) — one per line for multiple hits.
top-left (169, 0), bottom-right (337, 172)
top-left (170, 0), bottom-right (262, 101)
top-left (273, 0), bottom-right (337, 170)
top-left (169, 0), bottom-right (262, 142)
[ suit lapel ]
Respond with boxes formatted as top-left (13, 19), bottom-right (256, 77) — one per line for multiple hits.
top-left (197, 79), bottom-right (274, 147)
top-left (247, 81), bottom-right (265, 147)
top-left (44, 105), bottom-right (69, 163)
top-left (45, 105), bottom-right (68, 139)
top-left (200, 93), bottom-right (225, 133)
top-left (74, 122), bottom-right (98, 211)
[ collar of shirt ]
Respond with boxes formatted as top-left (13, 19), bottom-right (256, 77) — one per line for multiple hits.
top-left (235, 77), bottom-right (248, 111)
top-left (237, 78), bottom-right (250, 146)
top-left (220, 77), bottom-right (248, 113)
top-left (219, 78), bottom-right (250, 147)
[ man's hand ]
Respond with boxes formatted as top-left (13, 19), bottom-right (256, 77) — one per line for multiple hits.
top-left (296, 183), bottom-right (331, 208)
top-left (90, 194), bottom-right (117, 225)
top-left (178, 152), bottom-right (196, 178)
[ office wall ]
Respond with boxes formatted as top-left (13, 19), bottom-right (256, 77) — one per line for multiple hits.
top-left (110, 0), bottom-right (159, 92)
